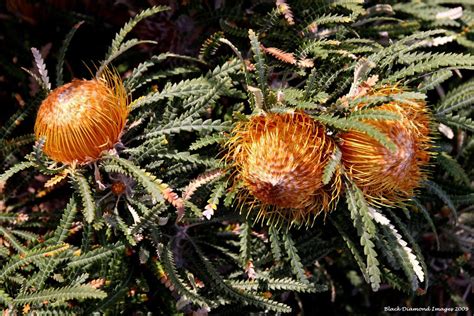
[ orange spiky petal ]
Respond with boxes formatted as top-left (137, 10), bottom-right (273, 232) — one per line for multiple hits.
top-left (340, 87), bottom-right (432, 206)
top-left (34, 70), bottom-right (129, 164)
top-left (225, 111), bottom-right (341, 227)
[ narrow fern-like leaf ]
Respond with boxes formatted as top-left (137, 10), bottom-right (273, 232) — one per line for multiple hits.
top-left (105, 6), bottom-right (169, 59)
top-left (312, 114), bottom-right (397, 152)
top-left (71, 173), bottom-right (95, 223)
top-left (13, 285), bottom-right (107, 305)
top-left (423, 180), bottom-right (456, 214)
top-left (0, 226), bottom-right (27, 255)
top-left (239, 222), bottom-right (252, 265)
top-left (56, 21), bottom-right (84, 86)
top-left (194, 244), bottom-right (291, 313)
top-left (0, 244), bottom-right (69, 281)
top-left (346, 183), bottom-right (381, 291)
top-left (0, 160), bottom-right (35, 187)
top-left (248, 29), bottom-right (267, 103)
top-left (283, 233), bottom-right (309, 285)
top-left (437, 152), bottom-right (470, 185)
top-left (161, 241), bottom-right (211, 308)
top-left (322, 146), bottom-right (342, 185)
top-left (51, 196), bottom-right (78, 244)
top-left (68, 243), bottom-right (125, 269)
top-left (102, 156), bottom-right (167, 203)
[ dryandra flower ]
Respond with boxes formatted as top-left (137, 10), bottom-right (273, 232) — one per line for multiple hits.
top-left (225, 111), bottom-right (341, 227)
top-left (339, 87), bottom-right (432, 206)
top-left (34, 70), bottom-right (129, 164)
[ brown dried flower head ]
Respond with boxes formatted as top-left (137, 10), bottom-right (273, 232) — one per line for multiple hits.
top-left (340, 87), bottom-right (432, 206)
top-left (34, 69), bottom-right (129, 164)
top-left (225, 111), bottom-right (341, 227)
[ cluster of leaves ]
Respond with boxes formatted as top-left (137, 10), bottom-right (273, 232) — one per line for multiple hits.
top-left (1, 0), bottom-right (473, 314)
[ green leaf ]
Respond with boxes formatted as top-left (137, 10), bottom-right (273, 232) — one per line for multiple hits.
top-left (194, 244), bottom-right (291, 313)
top-left (322, 146), bottom-right (342, 185)
top-left (384, 53), bottom-right (474, 83)
top-left (144, 118), bottom-right (231, 138)
top-left (0, 226), bottom-right (27, 255)
top-left (0, 160), bottom-right (35, 186)
top-left (331, 218), bottom-right (369, 283)
top-left (13, 285), bottom-right (107, 305)
top-left (68, 243), bottom-right (125, 269)
top-left (51, 196), bottom-right (78, 244)
top-left (0, 244), bottom-right (70, 281)
top-left (417, 69), bottom-right (452, 92)
top-left (125, 53), bottom-right (202, 92)
top-left (239, 222), bottom-right (252, 265)
top-left (437, 152), bottom-right (470, 185)
top-left (0, 289), bottom-right (12, 305)
top-left (230, 277), bottom-right (319, 293)
top-left (102, 156), bottom-right (166, 203)
top-left (436, 79), bottom-right (474, 115)
top-left (56, 21), bottom-right (84, 86)
top-left (423, 180), bottom-right (456, 214)
top-left (248, 29), bottom-right (267, 105)
top-left (131, 78), bottom-right (212, 110)
top-left (348, 109), bottom-right (401, 121)
top-left (312, 114), bottom-right (397, 152)
top-left (105, 6), bottom-right (169, 60)
top-left (346, 183), bottom-right (381, 291)
top-left (11, 230), bottom-right (40, 242)
top-left (71, 173), bottom-right (95, 223)
top-left (412, 198), bottom-right (439, 250)
top-left (439, 114), bottom-right (474, 132)
top-left (283, 233), bottom-right (309, 285)
top-left (161, 241), bottom-right (211, 308)
top-left (190, 134), bottom-right (226, 151)
top-left (268, 226), bottom-right (282, 262)
top-left (97, 39), bottom-right (157, 76)
top-left (0, 134), bottom-right (35, 156)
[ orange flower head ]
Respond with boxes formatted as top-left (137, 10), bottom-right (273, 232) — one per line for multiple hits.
top-left (339, 87), bottom-right (432, 206)
top-left (225, 111), bottom-right (341, 227)
top-left (34, 70), bottom-right (129, 164)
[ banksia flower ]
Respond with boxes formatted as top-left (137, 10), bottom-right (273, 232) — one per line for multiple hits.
top-left (34, 70), bottom-right (129, 164)
top-left (339, 87), bottom-right (432, 206)
top-left (225, 111), bottom-right (341, 227)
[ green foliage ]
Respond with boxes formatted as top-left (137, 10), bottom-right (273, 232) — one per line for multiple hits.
top-left (283, 233), bottom-right (309, 285)
top-left (345, 183), bottom-right (381, 291)
top-left (161, 242), bottom-right (211, 308)
top-left (51, 197), bottom-right (78, 244)
top-left (2, 1), bottom-right (474, 314)
top-left (100, 5), bottom-right (169, 75)
top-left (238, 222), bottom-right (252, 264)
top-left (423, 180), bottom-right (457, 214)
top-left (67, 243), bottom-right (125, 269)
top-left (248, 29), bottom-right (267, 104)
top-left (13, 285), bottom-right (107, 305)
top-left (0, 160), bottom-right (35, 187)
top-left (322, 146), bottom-right (342, 185)
top-left (56, 21), bottom-right (84, 86)
top-left (230, 277), bottom-right (317, 293)
top-left (312, 114), bottom-right (397, 152)
top-left (194, 244), bottom-right (292, 313)
top-left (71, 173), bottom-right (96, 223)
top-left (102, 156), bottom-right (166, 204)
top-left (437, 152), bottom-right (470, 185)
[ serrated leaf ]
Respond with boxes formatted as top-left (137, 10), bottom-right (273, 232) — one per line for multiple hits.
top-left (13, 285), bottom-right (107, 305)
top-left (312, 114), bottom-right (397, 152)
top-left (71, 173), bottom-right (95, 223)
top-left (322, 146), bottom-right (342, 185)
